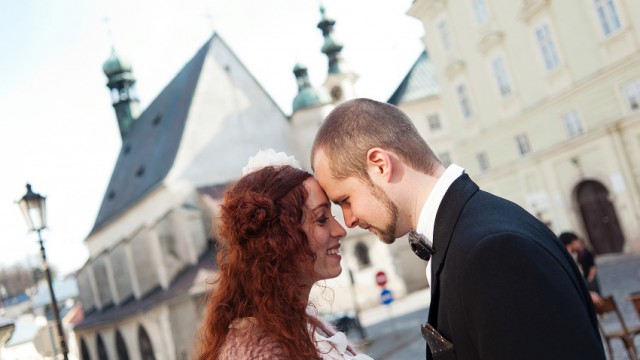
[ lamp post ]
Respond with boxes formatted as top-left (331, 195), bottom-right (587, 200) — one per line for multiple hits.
top-left (17, 184), bottom-right (69, 360)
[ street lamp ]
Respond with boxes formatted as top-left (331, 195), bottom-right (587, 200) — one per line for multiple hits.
top-left (17, 184), bottom-right (69, 360)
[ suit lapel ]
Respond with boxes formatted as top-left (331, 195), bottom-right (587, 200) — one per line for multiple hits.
top-left (428, 174), bottom-right (479, 324)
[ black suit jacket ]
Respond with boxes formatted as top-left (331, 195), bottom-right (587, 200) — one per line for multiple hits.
top-left (425, 174), bottom-right (605, 360)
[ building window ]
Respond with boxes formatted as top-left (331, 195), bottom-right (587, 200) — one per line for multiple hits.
top-left (427, 114), bottom-right (441, 131)
top-left (471, 0), bottom-right (489, 24)
top-left (476, 152), bottom-right (490, 172)
top-left (594, 0), bottom-right (621, 37)
top-left (354, 241), bottom-right (371, 268)
top-left (456, 84), bottom-right (473, 119)
top-left (562, 110), bottom-right (584, 138)
top-left (439, 152), bottom-right (452, 168)
top-left (534, 23), bottom-right (560, 71)
top-left (438, 19), bottom-right (453, 52)
top-left (491, 56), bottom-right (512, 97)
top-left (515, 133), bottom-right (532, 155)
top-left (623, 79), bottom-right (640, 112)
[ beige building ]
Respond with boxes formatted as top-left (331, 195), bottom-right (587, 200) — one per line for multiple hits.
top-left (406, 0), bottom-right (640, 254)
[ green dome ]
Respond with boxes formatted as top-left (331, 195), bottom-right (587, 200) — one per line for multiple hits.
top-left (103, 50), bottom-right (132, 76)
top-left (292, 87), bottom-right (331, 112)
top-left (321, 37), bottom-right (343, 55)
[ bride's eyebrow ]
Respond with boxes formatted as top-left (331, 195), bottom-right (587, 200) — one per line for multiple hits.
top-left (311, 203), bottom-right (330, 211)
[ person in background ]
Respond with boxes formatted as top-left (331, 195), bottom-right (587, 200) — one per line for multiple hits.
top-left (312, 98), bottom-right (605, 360)
top-left (196, 149), bottom-right (373, 360)
top-left (577, 239), bottom-right (602, 295)
top-left (559, 231), bottom-right (604, 307)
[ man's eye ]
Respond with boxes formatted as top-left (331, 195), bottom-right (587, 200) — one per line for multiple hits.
top-left (318, 216), bottom-right (329, 224)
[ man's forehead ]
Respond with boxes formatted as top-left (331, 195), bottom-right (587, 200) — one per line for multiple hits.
top-left (312, 150), bottom-right (332, 177)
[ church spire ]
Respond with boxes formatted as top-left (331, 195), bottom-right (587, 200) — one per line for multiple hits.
top-left (292, 63), bottom-right (330, 112)
top-left (317, 6), bottom-right (345, 75)
top-left (102, 48), bottom-right (140, 139)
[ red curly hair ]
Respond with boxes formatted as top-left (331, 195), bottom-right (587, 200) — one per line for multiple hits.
top-left (196, 165), bottom-right (323, 359)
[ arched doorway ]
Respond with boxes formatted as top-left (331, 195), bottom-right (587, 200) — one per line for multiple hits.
top-left (138, 325), bottom-right (156, 360)
top-left (575, 180), bottom-right (624, 254)
top-left (96, 334), bottom-right (108, 360)
top-left (80, 338), bottom-right (91, 360)
top-left (115, 330), bottom-right (130, 360)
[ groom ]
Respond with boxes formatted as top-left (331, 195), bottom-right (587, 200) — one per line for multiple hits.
top-left (311, 98), bottom-right (604, 359)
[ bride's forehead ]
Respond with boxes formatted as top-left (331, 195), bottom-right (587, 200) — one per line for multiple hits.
top-left (303, 178), bottom-right (329, 204)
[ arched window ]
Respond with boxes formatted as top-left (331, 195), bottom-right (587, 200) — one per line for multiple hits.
top-left (138, 325), bottom-right (156, 360)
top-left (80, 338), bottom-right (91, 360)
top-left (96, 334), bottom-right (108, 360)
top-left (354, 241), bottom-right (371, 268)
top-left (115, 330), bottom-right (130, 360)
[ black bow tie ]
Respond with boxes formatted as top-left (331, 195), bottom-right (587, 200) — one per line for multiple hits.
top-left (409, 230), bottom-right (435, 261)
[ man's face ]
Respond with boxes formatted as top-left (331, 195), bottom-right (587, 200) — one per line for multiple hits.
top-left (313, 149), bottom-right (399, 244)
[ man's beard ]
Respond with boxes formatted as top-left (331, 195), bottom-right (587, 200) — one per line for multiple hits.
top-left (364, 181), bottom-right (399, 244)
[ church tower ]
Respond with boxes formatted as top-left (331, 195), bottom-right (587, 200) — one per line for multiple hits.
top-left (103, 49), bottom-right (140, 139)
top-left (290, 63), bottom-right (332, 170)
top-left (317, 6), bottom-right (358, 104)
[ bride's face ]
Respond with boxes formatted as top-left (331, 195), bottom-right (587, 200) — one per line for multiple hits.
top-left (302, 178), bottom-right (346, 283)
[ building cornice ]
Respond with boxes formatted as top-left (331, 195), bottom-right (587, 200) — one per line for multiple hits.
top-left (407, 0), bottom-right (448, 20)
top-left (520, 0), bottom-right (550, 22)
top-left (478, 30), bottom-right (505, 54)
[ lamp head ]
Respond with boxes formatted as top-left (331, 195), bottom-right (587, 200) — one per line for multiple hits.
top-left (18, 183), bottom-right (47, 231)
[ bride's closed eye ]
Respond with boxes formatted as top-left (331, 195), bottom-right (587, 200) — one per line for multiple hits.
top-left (317, 215), bottom-right (329, 225)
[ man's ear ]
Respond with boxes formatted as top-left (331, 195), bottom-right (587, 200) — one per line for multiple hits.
top-left (366, 148), bottom-right (393, 182)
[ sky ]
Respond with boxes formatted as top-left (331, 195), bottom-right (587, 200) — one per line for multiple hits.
top-left (0, 0), bottom-right (424, 277)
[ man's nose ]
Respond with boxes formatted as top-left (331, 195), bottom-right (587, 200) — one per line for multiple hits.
top-left (342, 209), bottom-right (358, 228)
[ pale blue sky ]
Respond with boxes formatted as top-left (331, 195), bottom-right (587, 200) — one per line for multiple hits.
top-left (0, 0), bottom-right (424, 276)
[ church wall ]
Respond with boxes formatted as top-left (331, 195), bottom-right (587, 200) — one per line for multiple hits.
top-left (86, 184), bottom-right (189, 258)
top-left (75, 306), bottom-right (175, 360)
top-left (291, 103), bottom-right (335, 171)
top-left (76, 267), bottom-right (96, 313)
top-left (131, 229), bottom-right (161, 297)
top-left (92, 256), bottom-right (114, 308)
top-left (111, 241), bottom-right (134, 304)
top-left (168, 298), bottom-right (200, 360)
top-left (156, 213), bottom-right (189, 283)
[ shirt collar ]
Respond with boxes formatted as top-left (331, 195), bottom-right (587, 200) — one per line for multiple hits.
top-left (416, 164), bottom-right (465, 245)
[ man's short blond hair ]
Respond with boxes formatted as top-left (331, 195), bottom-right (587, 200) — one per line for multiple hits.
top-left (311, 98), bottom-right (440, 181)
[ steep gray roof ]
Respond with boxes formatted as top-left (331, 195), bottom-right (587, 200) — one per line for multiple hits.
top-left (387, 51), bottom-right (439, 105)
top-left (91, 36), bottom-right (212, 233)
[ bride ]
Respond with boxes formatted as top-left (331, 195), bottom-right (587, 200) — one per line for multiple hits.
top-left (196, 149), bottom-right (374, 360)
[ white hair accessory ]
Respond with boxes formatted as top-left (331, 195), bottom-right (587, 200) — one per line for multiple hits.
top-left (242, 148), bottom-right (302, 175)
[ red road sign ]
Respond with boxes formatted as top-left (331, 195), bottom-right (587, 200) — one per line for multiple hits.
top-left (375, 271), bottom-right (387, 287)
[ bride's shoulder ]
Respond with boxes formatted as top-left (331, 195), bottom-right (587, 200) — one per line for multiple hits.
top-left (219, 317), bottom-right (287, 360)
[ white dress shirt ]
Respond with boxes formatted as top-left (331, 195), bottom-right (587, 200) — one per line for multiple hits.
top-left (415, 164), bottom-right (465, 286)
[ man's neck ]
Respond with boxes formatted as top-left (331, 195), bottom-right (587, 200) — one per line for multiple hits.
top-left (402, 167), bottom-right (445, 231)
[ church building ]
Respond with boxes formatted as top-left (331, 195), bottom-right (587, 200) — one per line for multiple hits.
top-left (73, 8), bottom-right (429, 360)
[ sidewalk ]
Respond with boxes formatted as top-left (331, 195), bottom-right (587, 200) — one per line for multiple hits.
top-left (359, 287), bottom-right (430, 327)
top-left (350, 288), bottom-right (430, 359)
